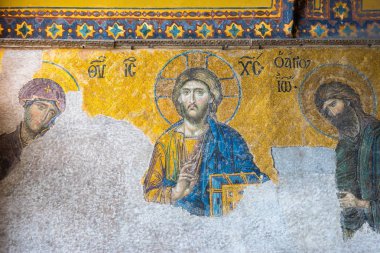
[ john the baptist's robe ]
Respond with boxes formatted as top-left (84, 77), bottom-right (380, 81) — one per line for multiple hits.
top-left (336, 117), bottom-right (380, 233)
top-left (143, 117), bottom-right (269, 216)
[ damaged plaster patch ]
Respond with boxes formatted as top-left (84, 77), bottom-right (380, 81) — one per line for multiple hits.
top-left (0, 92), bottom-right (379, 252)
top-left (0, 50), bottom-right (42, 133)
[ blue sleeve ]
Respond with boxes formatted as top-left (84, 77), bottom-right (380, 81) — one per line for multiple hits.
top-left (231, 129), bottom-right (269, 182)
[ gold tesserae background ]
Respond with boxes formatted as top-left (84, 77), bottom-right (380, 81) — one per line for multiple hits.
top-left (9, 47), bottom-right (379, 182)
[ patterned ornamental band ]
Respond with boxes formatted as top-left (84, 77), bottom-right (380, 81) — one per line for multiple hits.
top-left (0, 0), bottom-right (379, 41)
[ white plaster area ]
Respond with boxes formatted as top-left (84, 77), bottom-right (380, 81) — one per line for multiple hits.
top-left (0, 50), bottom-right (42, 133)
top-left (0, 91), bottom-right (379, 252)
top-left (273, 147), bottom-right (380, 253)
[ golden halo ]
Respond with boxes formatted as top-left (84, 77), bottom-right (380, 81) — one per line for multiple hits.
top-left (33, 61), bottom-right (80, 92)
top-left (298, 64), bottom-right (377, 139)
top-left (154, 50), bottom-right (241, 125)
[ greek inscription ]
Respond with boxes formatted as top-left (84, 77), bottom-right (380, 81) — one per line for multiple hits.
top-left (238, 53), bottom-right (264, 76)
top-left (88, 56), bottom-right (106, 78)
top-left (124, 57), bottom-right (137, 77)
top-left (275, 73), bottom-right (295, 93)
top-left (274, 51), bottom-right (311, 69)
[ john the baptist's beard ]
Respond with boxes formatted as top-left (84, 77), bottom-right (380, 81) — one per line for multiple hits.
top-left (328, 104), bottom-right (360, 137)
top-left (180, 102), bottom-right (209, 124)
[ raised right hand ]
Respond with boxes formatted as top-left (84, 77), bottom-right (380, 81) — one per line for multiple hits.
top-left (171, 162), bottom-right (198, 201)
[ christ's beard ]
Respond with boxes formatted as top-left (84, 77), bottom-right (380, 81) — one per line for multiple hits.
top-left (329, 106), bottom-right (360, 138)
top-left (180, 103), bottom-right (209, 124)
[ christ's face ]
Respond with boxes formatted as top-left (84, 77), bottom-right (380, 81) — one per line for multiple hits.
top-left (178, 80), bottom-right (212, 123)
top-left (24, 100), bottom-right (59, 134)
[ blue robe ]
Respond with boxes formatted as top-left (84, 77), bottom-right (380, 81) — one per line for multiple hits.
top-left (144, 116), bottom-right (269, 216)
